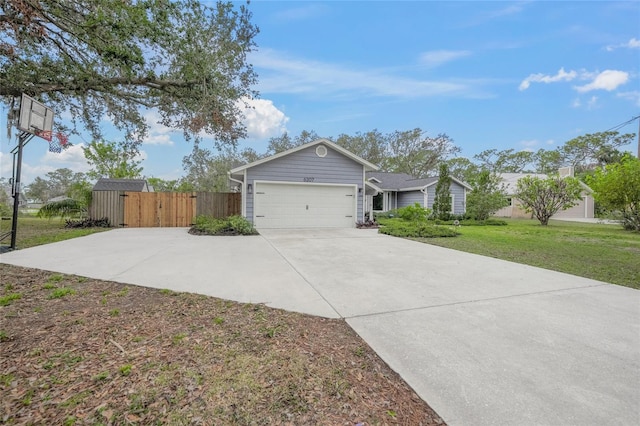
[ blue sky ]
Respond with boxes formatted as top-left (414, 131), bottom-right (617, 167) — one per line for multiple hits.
top-left (2, 0), bottom-right (639, 185)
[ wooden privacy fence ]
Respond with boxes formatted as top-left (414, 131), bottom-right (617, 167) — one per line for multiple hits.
top-left (124, 192), bottom-right (196, 228)
top-left (196, 192), bottom-right (241, 218)
top-left (90, 191), bottom-right (241, 228)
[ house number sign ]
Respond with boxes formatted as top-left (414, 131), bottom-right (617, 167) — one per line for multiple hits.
top-left (303, 177), bottom-right (315, 182)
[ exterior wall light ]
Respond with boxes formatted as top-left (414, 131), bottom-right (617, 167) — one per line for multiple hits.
top-left (247, 183), bottom-right (253, 194)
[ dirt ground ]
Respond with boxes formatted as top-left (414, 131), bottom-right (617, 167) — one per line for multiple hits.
top-left (0, 264), bottom-right (445, 425)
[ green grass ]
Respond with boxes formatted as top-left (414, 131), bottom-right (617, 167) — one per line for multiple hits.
top-left (49, 288), bottom-right (76, 299)
top-left (0, 293), bottom-right (21, 306)
top-left (417, 219), bottom-right (640, 289)
top-left (0, 216), bottom-right (109, 250)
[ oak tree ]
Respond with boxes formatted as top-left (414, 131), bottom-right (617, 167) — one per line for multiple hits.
top-left (1, 0), bottom-right (258, 146)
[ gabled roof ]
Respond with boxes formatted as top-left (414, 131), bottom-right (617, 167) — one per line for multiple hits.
top-left (229, 138), bottom-right (379, 177)
top-left (92, 178), bottom-right (150, 192)
top-left (366, 172), bottom-right (471, 191)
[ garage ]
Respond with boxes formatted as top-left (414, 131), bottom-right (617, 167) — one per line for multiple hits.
top-left (254, 182), bottom-right (356, 229)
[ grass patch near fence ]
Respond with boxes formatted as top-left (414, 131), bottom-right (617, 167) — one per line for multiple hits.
top-left (0, 216), bottom-right (109, 250)
top-left (418, 219), bottom-right (640, 289)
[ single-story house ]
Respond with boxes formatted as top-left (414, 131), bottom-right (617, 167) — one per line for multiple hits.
top-left (229, 139), bottom-right (379, 228)
top-left (494, 168), bottom-right (595, 219)
top-left (92, 178), bottom-right (152, 192)
top-left (365, 171), bottom-right (472, 216)
top-left (2, 188), bottom-right (27, 208)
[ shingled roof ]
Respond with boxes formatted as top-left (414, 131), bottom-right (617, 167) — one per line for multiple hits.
top-left (92, 178), bottom-right (151, 192)
top-left (366, 172), bottom-right (439, 191)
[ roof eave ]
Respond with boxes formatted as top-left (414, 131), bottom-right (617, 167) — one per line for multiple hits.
top-left (229, 138), bottom-right (379, 174)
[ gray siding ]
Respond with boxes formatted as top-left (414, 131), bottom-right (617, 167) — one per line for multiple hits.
top-left (397, 191), bottom-right (424, 208)
top-left (245, 144), bottom-right (365, 224)
top-left (423, 181), bottom-right (467, 215)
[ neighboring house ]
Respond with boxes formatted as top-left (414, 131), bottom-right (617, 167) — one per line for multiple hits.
top-left (92, 178), bottom-right (152, 192)
top-left (229, 139), bottom-right (378, 228)
top-left (47, 195), bottom-right (72, 203)
top-left (2, 188), bottom-right (27, 208)
top-left (365, 171), bottom-right (472, 216)
top-left (494, 167), bottom-right (595, 219)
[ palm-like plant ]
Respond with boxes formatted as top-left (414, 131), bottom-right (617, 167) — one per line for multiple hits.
top-left (37, 199), bottom-right (87, 220)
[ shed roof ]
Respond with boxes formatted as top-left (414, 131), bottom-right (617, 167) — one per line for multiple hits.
top-left (92, 178), bottom-right (150, 192)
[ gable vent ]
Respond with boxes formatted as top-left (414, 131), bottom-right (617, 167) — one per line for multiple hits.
top-left (316, 145), bottom-right (328, 158)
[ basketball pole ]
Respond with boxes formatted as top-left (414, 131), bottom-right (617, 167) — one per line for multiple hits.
top-left (10, 131), bottom-right (33, 250)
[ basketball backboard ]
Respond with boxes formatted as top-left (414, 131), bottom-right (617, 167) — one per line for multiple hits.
top-left (17, 94), bottom-right (54, 141)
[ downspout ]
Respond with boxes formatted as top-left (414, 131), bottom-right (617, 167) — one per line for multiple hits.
top-left (228, 172), bottom-right (245, 218)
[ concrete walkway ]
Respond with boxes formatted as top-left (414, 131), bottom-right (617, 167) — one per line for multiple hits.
top-left (1, 228), bottom-right (639, 425)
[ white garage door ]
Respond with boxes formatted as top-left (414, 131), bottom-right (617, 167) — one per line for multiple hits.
top-left (254, 182), bottom-right (356, 228)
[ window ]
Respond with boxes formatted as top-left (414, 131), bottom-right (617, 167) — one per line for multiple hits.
top-left (450, 194), bottom-right (455, 214)
top-left (373, 193), bottom-right (383, 210)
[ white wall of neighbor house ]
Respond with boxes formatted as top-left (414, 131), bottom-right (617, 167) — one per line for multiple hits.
top-left (495, 194), bottom-right (594, 219)
top-left (244, 144), bottom-right (365, 226)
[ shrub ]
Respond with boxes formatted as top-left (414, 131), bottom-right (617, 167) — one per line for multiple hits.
top-left (189, 215), bottom-right (258, 236)
top-left (374, 209), bottom-right (399, 220)
top-left (0, 203), bottom-right (11, 218)
top-left (38, 199), bottom-right (87, 219)
top-left (227, 215), bottom-right (256, 235)
top-left (397, 203), bottom-right (430, 222)
top-left (378, 219), bottom-right (459, 238)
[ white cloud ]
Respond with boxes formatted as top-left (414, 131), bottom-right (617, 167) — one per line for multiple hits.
top-left (420, 50), bottom-right (471, 67)
top-left (617, 90), bottom-right (640, 106)
top-left (574, 70), bottom-right (629, 93)
top-left (140, 111), bottom-right (175, 146)
top-left (251, 49), bottom-right (486, 99)
top-left (572, 98), bottom-right (582, 108)
top-left (519, 67), bottom-right (577, 91)
top-left (605, 37), bottom-right (640, 51)
top-left (238, 98), bottom-right (289, 139)
top-left (546, 139), bottom-right (555, 146)
top-left (587, 96), bottom-right (599, 110)
top-left (42, 143), bottom-right (91, 172)
top-left (520, 139), bottom-right (539, 148)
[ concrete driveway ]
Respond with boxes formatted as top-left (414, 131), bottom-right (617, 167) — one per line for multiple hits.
top-left (2, 228), bottom-right (639, 425)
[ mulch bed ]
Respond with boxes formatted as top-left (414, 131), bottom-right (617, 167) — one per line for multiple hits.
top-left (1, 264), bottom-right (444, 425)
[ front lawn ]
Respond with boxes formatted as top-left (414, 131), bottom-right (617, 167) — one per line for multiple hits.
top-left (415, 219), bottom-right (640, 289)
top-left (0, 216), bottom-right (109, 250)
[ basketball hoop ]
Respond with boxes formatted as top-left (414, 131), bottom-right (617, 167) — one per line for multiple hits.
top-left (35, 130), bottom-right (69, 153)
top-left (7, 94), bottom-right (58, 250)
top-left (17, 94), bottom-right (54, 141)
